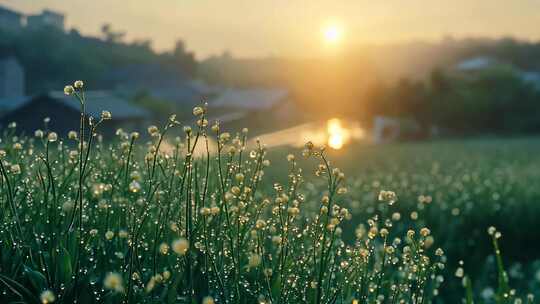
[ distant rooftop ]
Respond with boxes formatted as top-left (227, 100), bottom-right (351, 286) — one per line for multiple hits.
top-left (0, 5), bottom-right (22, 17)
top-left (0, 91), bottom-right (150, 120)
top-left (49, 91), bottom-right (150, 119)
top-left (456, 56), bottom-right (496, 71)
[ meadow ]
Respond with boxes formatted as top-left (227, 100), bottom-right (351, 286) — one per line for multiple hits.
top-left (0, 82), bottom-right (538, 304)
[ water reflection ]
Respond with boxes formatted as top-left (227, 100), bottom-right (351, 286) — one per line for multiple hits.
top-left (157, 118), bottom-right (364, 156)
top-left (254, 118), bottom-right (364, 150)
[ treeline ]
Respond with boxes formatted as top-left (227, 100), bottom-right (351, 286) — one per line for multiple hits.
top-left (366, 67), bottom-right (540, 135)
top-left (0, 25), bottom-right (197, 94)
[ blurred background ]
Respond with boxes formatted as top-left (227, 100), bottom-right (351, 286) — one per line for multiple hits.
top-left (1, 0), bottom-right (540, 146)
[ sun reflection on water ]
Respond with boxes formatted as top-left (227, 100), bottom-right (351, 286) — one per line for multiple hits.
top-left (327, 118), bottom-right (346, 149)
top-left (253, 118), bottom-right (365, 150)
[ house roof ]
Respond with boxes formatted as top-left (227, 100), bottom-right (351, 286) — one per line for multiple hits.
top-left (210, 88), bottom-right (288, 110)
top-left (0, 91), bottom-right (150, 120)
top-left (0, 5), bottom-right (22, 17)
top-left (48, 91), bottom-right (150, 119)
top-left (0, 95), bottom-right (30, 112)
top-left (456, 56), bottom-right (495, 71)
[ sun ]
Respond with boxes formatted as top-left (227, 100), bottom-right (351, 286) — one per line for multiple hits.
top-left (322, 23), bottom-right (343, 44)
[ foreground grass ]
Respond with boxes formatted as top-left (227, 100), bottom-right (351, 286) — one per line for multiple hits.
top-left (0, 82), bottom-right (448, 304)
top-left (0, 81), bottom-right (537, 304)
top-left (264, 137), bottom-right (540, 303)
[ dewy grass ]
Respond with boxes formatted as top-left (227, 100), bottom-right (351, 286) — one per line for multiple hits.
top-left (0, 81), bottom-right (534, 303)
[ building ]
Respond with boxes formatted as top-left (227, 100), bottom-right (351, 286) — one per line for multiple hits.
top-left (27, 9), bottom-right (65, 31)
top-left (0, 57), bottom-right (25, 99)
top-left (0, 5), bottom-right (22, 30)
top-left (209, 87), bottom-right (298, 131)
top-left (0, 91), bottom-right (150, 137)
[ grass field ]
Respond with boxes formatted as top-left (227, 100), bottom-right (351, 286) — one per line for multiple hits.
top-left (265, 137), bottom-right (540, 302)
top-left (0, 83), bottom-right (538, 303)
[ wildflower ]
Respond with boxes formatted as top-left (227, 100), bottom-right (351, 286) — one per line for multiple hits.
top-left (197, 119), bottom-right (208, 127)
top-left (104, 272), bottom-right (124, 293)
top-left (210, 206), bottom-right (220, 215)
top-left (68, 150), bottom-right (78, 160)
top-left (320, 206), bottom-right (328, 214)
top-left (219, 132), bottom-right (231, 143)
top-left (101, 110), bottom-right (112, 120)
top-left (172, 238), bottom-right (189, 255)
top-left (47, 132), bottom-right (58, 142)
top-left (287, 207), bottom-right (300, 216)
top-left (129, 180), bottom-right (141, 193)
top-left (321, 196), bottom-right (330, 205)
top-left (211, 123), bottom-right (220, 133)
top-left (407, 230), bottom-right (415, 239)
top-left (391, 212), bottom-right (401, 221)
top-left (231, 186), bottom-right (241, 196)
top-left (337, 187), bottom-right (348, 194)
top-left (378, 190), bottom-right (397, 205)
top-left (455, 267), bottom-right (464, 278)
top-left (159, 243), bottom-right (170, 255)
top-left (287, 154), bottom-right (295, 162)
top-left (105, 230), bottom-right (114, 240)
top-left (200, 207), bottom-right (211, 216)
top-left (64, 85), bottom-right (75, 95)
top-left (235, 173), bottom-right (245, 183)
top-left (193, 106), bottom-right (204, 116)
top-left (130, 132), bottom-right (140, 140)
top-left (170, 222), bottom-right (179, 232)
top-left (264, 268), bottom-right (273, 277)
top-left (183, 126), bottom-right (192, 134)
top-left (74, 80), bottom-right (84, 89)
top-left (147, 125), bottom-right (159, 136)
top-left (10, 164), bottom-right (21, 175)
top-left (35, 129), bottom-right (44, 138)
top-left (89, 229), bottom-right (98, 236)
top-left (40, 290), bottom-right (56, 303)
top-left (202, 297), bottom-right (215, 304)
top-left (163, 270), bottom-right (171, 280)
top-left (255, 219), bottom-right (266, 229)
top-left (435, 248), bottom-right (444, 256)
top-left (13, 143), bottom-right (22, 150)
top-left (487, 226), bottom-right (496, 236)
top-left (248, 253), bottom-right (261, 268)
top-left (420, 227), bottom-right (431, 237)
top-left (68, 131), bottom-right (77, 140)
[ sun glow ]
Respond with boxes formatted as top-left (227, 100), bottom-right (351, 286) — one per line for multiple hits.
top-left (327, 118), bottom-right (345, 149)
top-left (322, 23), bottom-right (343, 44)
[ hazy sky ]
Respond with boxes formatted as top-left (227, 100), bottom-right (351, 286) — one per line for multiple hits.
top-left (2, 0), bottom-right (540, 59)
